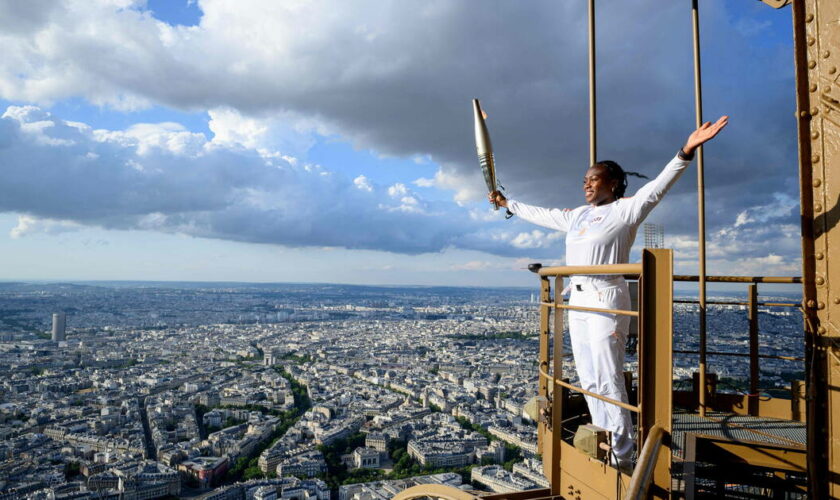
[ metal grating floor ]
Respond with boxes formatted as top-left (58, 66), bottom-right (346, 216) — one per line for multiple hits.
top-left (670, 411), bottom-right (806, 459)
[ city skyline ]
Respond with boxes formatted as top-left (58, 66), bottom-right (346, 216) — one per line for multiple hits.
top-left (0, 279), bottom-right (805, 497)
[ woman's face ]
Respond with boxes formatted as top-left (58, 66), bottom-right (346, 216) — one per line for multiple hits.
top-left (583, 165), bottom-right (618, 206)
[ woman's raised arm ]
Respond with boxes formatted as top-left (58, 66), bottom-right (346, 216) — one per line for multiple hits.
top-left (682, 115), bottom-right (729, 156)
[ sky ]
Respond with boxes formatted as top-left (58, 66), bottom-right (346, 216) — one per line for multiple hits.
top-left (0, 0), bottom-right (802, 287)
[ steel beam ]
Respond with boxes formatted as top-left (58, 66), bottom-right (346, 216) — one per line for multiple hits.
top-left (587, 0), bottom-right (596, 165)
top-left (550, 276), bottom-right (564, 496)
top-left (792, 0), bottom-right (840, 496)
top-left (537, 277), bottom-right (551, 459)
top-left (639, 248), bottom-right (673, 499)
top-left (538, 263), bottom-right (642, 277)
top-left (690, 0), bottom-right (709, 419)
top-left (748, 284), bottom-right (760, 416)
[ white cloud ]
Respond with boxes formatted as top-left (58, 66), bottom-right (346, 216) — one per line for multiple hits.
top-left (2, 106), bottom-right (76, 146)
top-left (207, 107), bottom-right (318, 158)
top-left (468, 207), bottom-right (503, 222)
top-left (387, 183), bottom-right (407, 197)
top-left (121, 122), bottom-right (206, 156)
top-left (419, 167), bottom-right (486, 205)
top-left (732, 193), bottom-right (797, 228)
top-left (10, 215), bottom-right (82, 238)
top-left (0, 105), bottom-right (547, 257)
top-left (450, 260), bottom-right (495, 271)
top-left (353, 175), bottom-right (373, 192)
top-left (725, 253), bottom-right (800, 276)
top-left (661, 195), bottom-right (801, 277)
top-left (208, 108), bottom-right (268, 149)
top-left (510, 229), bottom-right (563, 249)
top-left (733, 210), bottom-right (751, 227)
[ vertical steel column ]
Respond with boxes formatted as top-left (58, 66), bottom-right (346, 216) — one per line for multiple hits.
top-left (690, 0), bottom-right (709, 417)
top-left (588, 0), bottom-right (597, 165)
top-left (748, 284), bottom-right (760, 415)
top-left (537, 276), bottom-right (563, 494)
top-left (537, 277), bottom-right (551, 459)
top-left (550, 277), bottom-right (564, 496)
top-left (790, 0), bottom-right (832, 496)
top-left (639, 248), bottom-right (674, 498)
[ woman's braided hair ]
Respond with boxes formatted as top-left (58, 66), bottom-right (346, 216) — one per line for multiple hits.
top-left (592, 160), bottom-right (649, 199)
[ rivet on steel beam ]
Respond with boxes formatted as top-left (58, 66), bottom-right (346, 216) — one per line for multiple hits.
top-left (807, 36), bottom-right (815, 46)
top-left (824, 51), bottom-right (831, 59)
top-left (800, 110), bottom-right (810, 118)
top-left (815, 204), bottom-right (823, 212)
top-left (816, 252), bottom-right (824, 259)
top-left (806, 13), bottom-right (814, 22)
top-left (811, 107), bottom-right (820, 116)
top-left (814, 179), bottom-right (822, 187)
top-left (812, 131), bottom-right (820, 139)
top-left (812, 154), bottom-right (820, 163)
top-left (834, 297), bottom-right (840, 305)
top-left (808, 60), bottom-right (817, 69)
top-left (818, 302), bottom-right (826, 310)
top-left (807, 299), bottom-right (816, 308)
top-left (830, 67), bottom-right (837, 74)
top-left (816, 277), bottom-right (825, 285)
top-left (809, 83), bottom-right (818, 92)
top-left (818, 326), bottom-right (826, 334)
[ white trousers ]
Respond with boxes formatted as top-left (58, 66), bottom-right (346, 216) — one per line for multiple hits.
top-left (568, 283), bottom-right (634, 462)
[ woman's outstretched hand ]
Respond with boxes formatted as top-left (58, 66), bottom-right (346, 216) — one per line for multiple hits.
top-left (683, 115), bottom-right (729, 155)
top-left (488, 190), bottom-right (508, 208)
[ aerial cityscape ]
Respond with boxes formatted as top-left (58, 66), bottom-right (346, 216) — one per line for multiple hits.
top-left (0, 281), bottom-right (803, 499)
top-left (0, 0), bottom-right (806, 498)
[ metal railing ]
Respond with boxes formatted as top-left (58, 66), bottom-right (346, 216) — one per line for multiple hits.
top-left (625, 424), bottom-right (665, 500)
top-left (671, 275), bottom-right (803, 417)
top-left (535, 249), bottom-right (673, 498)
top-left (536, 263), bottom-right (643, 426)
top-left (391, 484), bottom-right (483, 500)
top-left (533, 254), bottom-right (805, 496)
top-left (536, 263), bottom-right (642, 418)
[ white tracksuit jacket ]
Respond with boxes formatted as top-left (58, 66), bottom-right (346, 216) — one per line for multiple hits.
top-left (507, 153), bottom-right (691, 462)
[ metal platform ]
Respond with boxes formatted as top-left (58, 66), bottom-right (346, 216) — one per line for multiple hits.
top-left (671, 410), bottom-right (806, 459)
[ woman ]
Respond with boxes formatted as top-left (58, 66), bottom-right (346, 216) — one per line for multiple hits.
top-left (488, 116), bottom-right (728, 468)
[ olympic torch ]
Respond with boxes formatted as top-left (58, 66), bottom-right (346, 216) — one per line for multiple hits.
top-left (472, 99), bottom-right (498, 210)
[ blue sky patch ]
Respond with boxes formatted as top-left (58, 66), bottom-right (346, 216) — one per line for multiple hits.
top-left (145, 0), bottom-right (203, 27)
